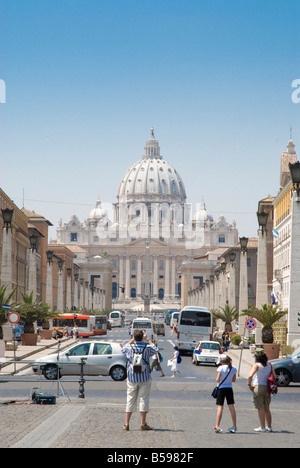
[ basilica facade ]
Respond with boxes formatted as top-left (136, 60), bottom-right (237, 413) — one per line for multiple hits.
top-left (54, 129), bottom-right (239, 306)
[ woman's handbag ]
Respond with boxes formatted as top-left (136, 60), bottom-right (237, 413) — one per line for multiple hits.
top-left (211, 368), bottom-right (232, 399)
top-left (267, 364), bottom-right (278, 397)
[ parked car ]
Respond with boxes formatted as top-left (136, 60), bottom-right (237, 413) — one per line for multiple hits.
top-left (191, 341), bottom-right (222, 367)
top-left (271, 347), bottom-right (300, 387)
top-left (32, 340), bottom-right (127, 382)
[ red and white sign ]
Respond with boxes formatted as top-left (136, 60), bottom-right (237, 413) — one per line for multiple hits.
top-left (8, 312), bottom-right (20, 324)
top-left (245, 318), bottom-right (257, 330)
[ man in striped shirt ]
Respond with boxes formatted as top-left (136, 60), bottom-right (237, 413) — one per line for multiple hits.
top-left (122, 329), bottom-right (158, 431)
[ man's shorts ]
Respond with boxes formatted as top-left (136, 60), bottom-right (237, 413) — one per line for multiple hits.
top-left (252, 385), bottom-right (271, 410)
top-left (216, 387), bottom-right (235, 406)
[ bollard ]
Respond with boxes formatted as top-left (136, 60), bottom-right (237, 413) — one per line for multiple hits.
top-left (78, 357), bottom-right (87, 399)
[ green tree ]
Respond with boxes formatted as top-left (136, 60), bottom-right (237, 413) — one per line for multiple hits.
top-left (15, 291), bottom-right (54, 334)
top-left (242, 304), bottom-right (287, 343)
top-left (0, 285), bottom-right (17, 340)
top-left (211, 304), bottom-right (239, 332)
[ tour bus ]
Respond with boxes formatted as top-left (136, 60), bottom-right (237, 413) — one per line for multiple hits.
top-left (130, 317), bottom-right (158, 345)
top-left (52, 314), bottom-right (107, 337)
top-left (108, 311), bottom-right (124, 328)
top-left (176, 306), bottom-right (212, 354)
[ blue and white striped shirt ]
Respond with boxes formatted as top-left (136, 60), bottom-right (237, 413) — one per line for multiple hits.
top-left (122, 341), bottom-right (158, 383)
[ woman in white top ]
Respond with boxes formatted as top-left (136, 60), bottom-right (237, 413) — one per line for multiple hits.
top-left (214, 354), bottom-right (237, 433)
top-left (248, 348), bottom-right (277, 433)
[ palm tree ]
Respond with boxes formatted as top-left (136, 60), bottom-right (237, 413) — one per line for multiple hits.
top-left (211, 304), bottom-right (239, 332)
top-left (242, 304), bottom-right (287, 343)
top-left (0, 285), bottom-right (17, 340)
top-left (15, 291), bottom-right (54, 334)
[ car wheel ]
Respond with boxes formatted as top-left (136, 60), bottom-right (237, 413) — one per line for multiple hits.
top-left (275, 368), bottom-right (291, 387)
top-left (110, 365), bottom-right (127, 381)
top-left (43, 364), bottom-right (60, 381)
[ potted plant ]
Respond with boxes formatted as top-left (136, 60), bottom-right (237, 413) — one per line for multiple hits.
top-left (15, 291), bottom-right (54, 346)
top-left (242, 304), bottom-right (287, 359)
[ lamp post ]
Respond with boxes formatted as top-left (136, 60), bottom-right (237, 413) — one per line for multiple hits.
top-left (287, 162), bottom-right (300, 346)
top-left (229, 252), bottom-right (236, 308)
top-left (45, 250), bottom-right (54, 308)
top-left (66, 268), bottom-right (72, 310)
top-left (57, 258), bottom-right (64, 313)
top-left (238, 237), bottom-right (249, 335)
top-left (27, 234), bottom-right (38, 297)
top-left (256, 211), bottom-right (269, 343)
top-left (1, 208), bottom-right (14, 292)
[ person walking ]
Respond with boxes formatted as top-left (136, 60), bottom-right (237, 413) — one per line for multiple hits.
top-left (248, 348), bottom-right (277, 433)
top-left (169, 346), bottom-right (182, 378)
top-left (122, 329), bottom-right (158, 431)
top-left (214, 354), bottom-right (237, 433)
top-left (150, 350), bottom-right (165, 377)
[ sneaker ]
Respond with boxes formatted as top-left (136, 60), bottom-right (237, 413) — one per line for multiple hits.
top-left (266, 427), bottom-right (273, 432)
top-left (254, 427), bottom-right (267, 433)
top-left (228, 426), bottom-right (237, 433)
top-left (123, 424), bottom-right (129, 431)
top-left (140, 423), bottom-right (153, 431)
top-left (214, 426), bottom-right (223, 433)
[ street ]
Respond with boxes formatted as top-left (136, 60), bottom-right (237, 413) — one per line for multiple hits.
top-left (0, 323), bottom-right (300, 448)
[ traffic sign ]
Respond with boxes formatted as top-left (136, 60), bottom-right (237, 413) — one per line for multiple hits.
top-left (2, 304), bottom-right (12, 311)
top-left (7, 312), bottom-right (20, 324)
top-left (245, 318), bottom-right (257, 330)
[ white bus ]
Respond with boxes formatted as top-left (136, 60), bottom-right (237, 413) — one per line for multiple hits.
top-left (108, 311), bottom-right (124, 328)
top-left (176, 306), bottom-right (212, 353)
top-left (130, 317), bottom-right (158, 345)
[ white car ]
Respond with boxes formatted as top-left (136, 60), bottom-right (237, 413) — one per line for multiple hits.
top-left (191, 341), bottom-right (222, 367)
top-left (32, 341), bottom-right (127, 381)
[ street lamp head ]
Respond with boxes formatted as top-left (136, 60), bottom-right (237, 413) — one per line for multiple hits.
top-left (257, 211), bottom-right (269, 230)
top-left (58, 258), bottom-right (64, 272)
top-left (239, 236), bottom-right (249, 253)
top-left (29, 234), bottom-right (38, 251)
top-left (1, 208), bottom-right (14, 231)
top-left (220, 262), bottom-right (226, 273)
top-left (289, 161), bottom-right (300, 199)
top-left (46, 250), bottom-right (54, 264)
top-left (67, 267), bottom-right (72, 277)
top-left (229, 252), bottom-right (236, 264)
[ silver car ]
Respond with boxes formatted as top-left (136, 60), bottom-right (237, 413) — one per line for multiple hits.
top-left (32, 341), bottom-right (127, 381)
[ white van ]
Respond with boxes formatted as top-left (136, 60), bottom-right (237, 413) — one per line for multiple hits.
top-left (130, 317), bottom-right (158, 345)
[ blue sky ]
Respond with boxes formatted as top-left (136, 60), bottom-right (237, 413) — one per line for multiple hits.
top-left (0, 0), bottom-right (299, 240)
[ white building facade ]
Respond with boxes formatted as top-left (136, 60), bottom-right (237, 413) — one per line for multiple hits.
top-left (54, 129), bottom-right (239, 305)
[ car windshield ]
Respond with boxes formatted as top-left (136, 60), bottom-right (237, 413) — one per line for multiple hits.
top-left (200, 342), bottom-right (219, 350)
top-left (291, 348), bottom-right (300, 359)
top-left (133, 321), bottom-right (151, 329)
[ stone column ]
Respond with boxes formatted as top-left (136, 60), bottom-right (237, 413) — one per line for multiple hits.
top-left (1, 228), bottom-right (12, 293)
top-left (45, 262), bottom-right (53, 308)
top-left (153, 257), bottom-right (158, 298)
top-left (27, 249), bottom-right (37, 298)
top-left (256, 229), bottom-right (268, 342)
top-left (57, 270), bottom-right (64, 313)
top-left (125, 257), bottom-right (130, 299)
top-left (164, 257), bottom-right (170, 300)
top-left (288, 191), bottom-right (300, 346)
top-left (238, 249), bottom-right (248, 335)
top-left (137, 257), bottom-right (142, 297)
top-left (119, 257), bottom-right (124, 299)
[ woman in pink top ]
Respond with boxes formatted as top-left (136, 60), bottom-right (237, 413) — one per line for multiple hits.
top-left (248, 348), bottom-right (277, 433)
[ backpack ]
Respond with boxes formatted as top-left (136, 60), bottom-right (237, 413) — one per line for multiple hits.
top-left (131, 344), bottom-right (149, 374)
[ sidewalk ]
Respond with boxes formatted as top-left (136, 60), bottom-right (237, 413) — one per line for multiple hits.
top-left (0, 336), bottom-right (72, 375)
